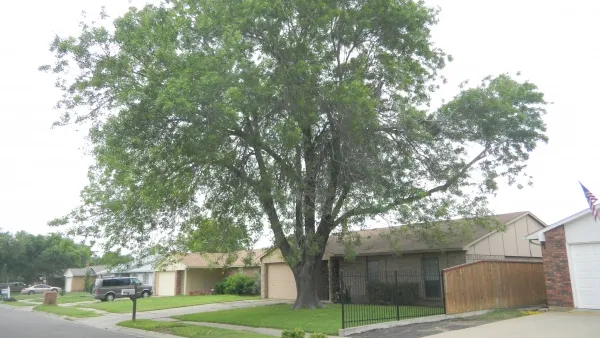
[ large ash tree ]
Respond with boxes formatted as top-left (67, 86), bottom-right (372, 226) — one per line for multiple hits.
top-left (43, 0), bottom-right (548, 309)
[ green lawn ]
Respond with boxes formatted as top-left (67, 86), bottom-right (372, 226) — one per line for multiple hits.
top-left (56, 293), bottom-right (95, 304)
top-left (13, 293), bottom-right (43, 301)
top-left (175, 303), bottom-right (441, 335)
top-left (82, 295), bottom-right (260, 314)
top-left (34, 305), bottom-right (99, 318)
top-left (14, 292), bottom-right (93, 304)
top-left (118, 320), bottom-right (274, 338)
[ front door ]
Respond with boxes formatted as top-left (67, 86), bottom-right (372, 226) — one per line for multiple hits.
top-left (422, 257), bottom-right (441, 298)
top-left (317, 261), bottom-right (329, 301)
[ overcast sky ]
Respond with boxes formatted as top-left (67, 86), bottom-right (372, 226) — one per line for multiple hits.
top-left (1, 0), bottom-right (598, 241)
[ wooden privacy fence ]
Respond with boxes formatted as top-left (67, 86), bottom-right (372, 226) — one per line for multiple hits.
top-left (443, 261), bottom-right (547, 314)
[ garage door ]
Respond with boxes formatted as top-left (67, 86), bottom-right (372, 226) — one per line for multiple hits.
top-left (266, 263), bottom-right (297, 299)
top-left (157, 271), bottom-right (176, 296)
top-left (571, 243), bottom-right (600, 309)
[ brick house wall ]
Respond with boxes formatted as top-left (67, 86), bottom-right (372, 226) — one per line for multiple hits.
top-left (541, 225), bottom-right (574, 308)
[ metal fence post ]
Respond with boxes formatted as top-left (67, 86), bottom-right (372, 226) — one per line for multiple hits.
top-left (132, 283), bottom-right (138, 321)
top-left (441, 272), bottom-right (446, 314)
top-left (340, 271), bottom-right (345, 329)
top-left (394, 271), bottom-right (400, 321)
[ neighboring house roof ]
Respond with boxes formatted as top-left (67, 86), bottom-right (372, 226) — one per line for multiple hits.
top-left (64, 265), bottom-right (107, 277)
top-left (525, 206), bottom-right (594, 241)
top-left (89, 265), bottom-right (107, 274)
top-left (106, 256), bottom-right (161, 274)
top-left (124, 263), bottom-right (154, 273)
top-left (180, 249), bottom-right (266, 268)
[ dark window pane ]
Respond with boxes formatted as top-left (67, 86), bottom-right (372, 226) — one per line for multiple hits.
top-left (367, 260), bottom-right (379, 280)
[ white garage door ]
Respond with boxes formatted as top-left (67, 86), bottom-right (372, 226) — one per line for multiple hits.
top-left (266, 263), bottom-right (297, 299)
top-left (157, 271), bottom-right (176, 296)
top-left (571, 243), bottom-right (600, 309)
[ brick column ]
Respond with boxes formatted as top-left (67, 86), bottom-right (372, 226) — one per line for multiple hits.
top-left (542, 225), bottom-right (574, 309)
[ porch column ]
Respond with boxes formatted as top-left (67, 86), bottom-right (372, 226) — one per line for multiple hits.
top-left (260, 263), bottom-right (267, 298)
top-left (328, 258), bottom-right (333, 302)
top-left (183, 269), bottom-right (188, 296)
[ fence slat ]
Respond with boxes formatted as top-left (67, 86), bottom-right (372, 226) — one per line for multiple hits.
top-left (442, 261), bottom-right (546, 314)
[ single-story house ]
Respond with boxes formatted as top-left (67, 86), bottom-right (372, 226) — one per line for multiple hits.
top-left (260, 211), bottom-right (546, 302)
top-left (526, 207), bottom-right (600, 310)
top-left (63, 265), bottom-right (106, 292)
top-left (154, 249), bottom-right (264, 296)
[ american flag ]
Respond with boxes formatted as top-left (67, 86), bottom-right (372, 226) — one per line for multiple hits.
top-left (580, 182), bottom-right (599, 221)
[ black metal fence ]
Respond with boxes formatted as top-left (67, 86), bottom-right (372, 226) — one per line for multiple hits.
top-left (340, 271), bottom-right (445, 329)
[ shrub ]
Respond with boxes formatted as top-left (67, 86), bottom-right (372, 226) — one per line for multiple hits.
top-left (366, 280), bottom-right (419, 305)
top-left (214, 281), bottom-right (226, 295)
top-left (59, 289), bottom-right (66, 296)
top-left (83, 270), bottom-right (93, 293)
top-left (309, 333), bottom-right (328, 338)
top-left (188, 290), bottom-right (212, 296)
top-left (281, 328), bottom-right (305, 338)
top-left (216, 272), bottom-right (259, 296)
top-left (251, 270), bottom-right (261, 295)
top-left (223, 273), bottom-right (255, 295)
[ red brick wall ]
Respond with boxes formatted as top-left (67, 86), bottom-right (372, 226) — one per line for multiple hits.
top-left (542, 225), bottom-right (574, 308)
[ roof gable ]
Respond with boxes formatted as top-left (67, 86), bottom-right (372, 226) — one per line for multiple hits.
top-left (462, 212), bottom-right (546, 249)
top-left (526, 206), bottom-right (595, 241)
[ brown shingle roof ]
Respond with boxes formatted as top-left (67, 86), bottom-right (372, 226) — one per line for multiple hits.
top-left (181, 249), bottom-right (266, 268)
top-left (325, 211), bottom-right (531, 256)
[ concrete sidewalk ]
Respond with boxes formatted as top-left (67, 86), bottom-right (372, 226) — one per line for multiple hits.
top-left (423, 312), bottom-right (600, 338)
top-left (75, 299), bottom-right (291, 329)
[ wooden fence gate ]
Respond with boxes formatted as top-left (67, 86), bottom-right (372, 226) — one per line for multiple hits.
top-left (443, 261), bottom-right (547, 314)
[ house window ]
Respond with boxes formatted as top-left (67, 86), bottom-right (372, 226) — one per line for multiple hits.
top-left (367, 259), bottom-right (379, 280)
top-left (143, 274), bottom-right (149, 284)
top-left (422, 257), bottom-right (441, 298)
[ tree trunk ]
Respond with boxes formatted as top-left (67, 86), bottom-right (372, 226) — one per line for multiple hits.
top-left (292, 259), bottom-right (325, 310)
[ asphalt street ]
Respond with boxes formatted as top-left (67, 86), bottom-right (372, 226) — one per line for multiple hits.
top-left (0, 306), bottom-right (141, 338)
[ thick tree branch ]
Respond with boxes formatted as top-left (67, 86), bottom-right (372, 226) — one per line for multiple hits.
top-left (294, 145), bottom-right (303, 245)
top-left (334, 147), bottom-right (489, 225)
top-left (254, 149), bottom-right (292, 258)
top-left (302, 128), bottom-right (317, 236)
top-left (229, 128), bottom-right (300, 182)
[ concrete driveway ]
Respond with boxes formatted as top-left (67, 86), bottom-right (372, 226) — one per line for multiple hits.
top-left (424, 312), bottom-right (600, 338)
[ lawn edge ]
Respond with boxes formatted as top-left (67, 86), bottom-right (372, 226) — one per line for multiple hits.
top-left (85, 296), bottom-right (263, 314)
top-left (33, 305), bottom-right (101, 318)
top-left (117, 319), bottom-right (284, 338)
